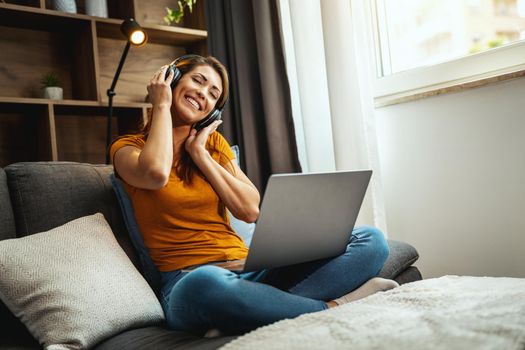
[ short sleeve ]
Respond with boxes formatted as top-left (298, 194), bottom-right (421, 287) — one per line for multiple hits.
top-left (109, 135), bottom-right (146, 164)
top-left (206, 132), bottom-right (235, 167)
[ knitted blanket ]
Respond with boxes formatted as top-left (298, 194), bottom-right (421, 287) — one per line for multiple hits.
top-left (220, 276), bottom-right (525, 350)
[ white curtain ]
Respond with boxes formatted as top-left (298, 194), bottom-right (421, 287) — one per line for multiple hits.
top-left (278, 0), bottom-right (388, 234)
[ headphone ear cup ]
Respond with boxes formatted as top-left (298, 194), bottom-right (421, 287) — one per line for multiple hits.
top-left (209, 108), bottom-right (222, 122)
top-left (165, 64), bottom-right (181, 90)
top-left (194, 109), bottom-right (222, 131)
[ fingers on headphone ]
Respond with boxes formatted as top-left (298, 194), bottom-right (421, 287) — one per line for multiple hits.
top-left (164, 66), bottom-right (175, 84)
top-left (207, 119), bottom-right (222, 132)
top-left (151, 65), bottom-right (168, 82)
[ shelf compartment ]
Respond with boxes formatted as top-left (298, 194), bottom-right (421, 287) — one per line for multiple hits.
top-left (133, 0), bottom-right (206, 30)
top-left (43, 0), bottom-right (135, 20)
top-left (0, 4), bottom-right (90, 31)
top-left (96, 36), bottom-right (185, 103)
top-left (95, 18), bottom-right (207, 46)
top-left (0, 96), bottom-right (150, 108)
top-left (53, 104), bottom-right (144, 164)
top-left (2, 0), bottom-right (41, 9)
top-left (0, 102), bottom-right (54, 167)
top-left (0, 7), bottom-right (98, 101)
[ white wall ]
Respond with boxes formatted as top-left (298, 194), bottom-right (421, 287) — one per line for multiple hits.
top-left (376, 77), bottom-right (525, 278)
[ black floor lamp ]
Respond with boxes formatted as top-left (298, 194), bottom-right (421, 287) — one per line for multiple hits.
top-left (105, 18), bottom-right (147, 164)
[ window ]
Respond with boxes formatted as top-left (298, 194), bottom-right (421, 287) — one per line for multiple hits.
top-left (367, 0), bottom-right (525, 104)
top-left (376, 0), bottom-right (525, 75)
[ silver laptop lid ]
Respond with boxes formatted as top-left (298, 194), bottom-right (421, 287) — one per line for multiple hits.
top-left (243, 170), bottom-right (372, 272)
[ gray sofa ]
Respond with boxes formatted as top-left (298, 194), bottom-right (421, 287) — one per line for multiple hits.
top-left (0, 162), bottom-right (422, 349)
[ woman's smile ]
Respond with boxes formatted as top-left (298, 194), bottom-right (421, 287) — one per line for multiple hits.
top-left (184, 95), bottom-right (202, 111)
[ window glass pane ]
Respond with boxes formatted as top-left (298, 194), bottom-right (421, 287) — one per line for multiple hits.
top-left (378, 0), bottom-right (525, 75)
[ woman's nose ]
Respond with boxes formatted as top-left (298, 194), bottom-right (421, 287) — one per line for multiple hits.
top-left (196, 89), bottom-right (205, 99)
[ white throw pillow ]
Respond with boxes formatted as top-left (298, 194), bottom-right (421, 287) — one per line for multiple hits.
top-left (0, 213), bottom-right (165, 349)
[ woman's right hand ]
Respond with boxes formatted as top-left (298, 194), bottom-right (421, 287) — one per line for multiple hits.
top-left (147, 65), bottom-right (174, 107)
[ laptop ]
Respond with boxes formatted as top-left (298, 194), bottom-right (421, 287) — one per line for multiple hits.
top-left (184, 170), bottom-right (372, 273)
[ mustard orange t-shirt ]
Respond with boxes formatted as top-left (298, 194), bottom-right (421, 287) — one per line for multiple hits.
top-left (110, 132), bottom-right (249, 272)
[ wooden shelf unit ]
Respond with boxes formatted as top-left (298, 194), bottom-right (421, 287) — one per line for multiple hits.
top-left (0, 1), bottom-right (208, 166)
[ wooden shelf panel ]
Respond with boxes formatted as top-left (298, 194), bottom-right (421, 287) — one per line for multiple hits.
top-left (0, 3), bottom-right (207, 45)
top-left (0, 96), bottom-right (150, 108)
top-left (0, 103), bottom-right (53, 167)
top-left (0, 3), bottom-right (91, 31)
top-left (95, 18), bottom-right (207, 45)
top-left (0, 0), bottom-right (207, 166)
top-left (54, 107), bottom-right (144, 164)
top-left (54, 113), bottom-right (113, 164)
top-left (97, 37), bottom-right (185, 104)
top-left (133, 0), bottom-right (206, 30)
top-left (0, 8), bottom-right (98, 101)
top-left (2, 1), bottom-right (41, 9)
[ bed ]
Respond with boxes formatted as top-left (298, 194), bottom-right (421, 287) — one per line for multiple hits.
top-left (220, 275), bottom-right (525, 350)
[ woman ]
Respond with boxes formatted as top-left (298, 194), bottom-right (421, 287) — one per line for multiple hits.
top-left (110, 55), bottom-right (398, 336)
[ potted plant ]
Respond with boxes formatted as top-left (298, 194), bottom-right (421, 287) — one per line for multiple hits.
top-left (41, 72), bottom-right (63, 100)
top-left (164, 0), bottom-right (197, 25)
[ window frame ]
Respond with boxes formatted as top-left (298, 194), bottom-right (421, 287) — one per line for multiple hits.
top-left (365, 0), bottom-right (525, 106)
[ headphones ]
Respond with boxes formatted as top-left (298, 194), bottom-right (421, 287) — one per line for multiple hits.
top-left (165, 54), bottom-right (226, 131)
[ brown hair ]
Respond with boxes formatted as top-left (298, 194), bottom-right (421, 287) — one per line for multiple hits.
top-left (142, 55), bottom-right (230, 185)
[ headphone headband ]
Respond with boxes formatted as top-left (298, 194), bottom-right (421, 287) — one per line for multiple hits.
top-left (170, 54), bottom-right (228, 110)
top-left (165, 54), bottom-right (227, 131)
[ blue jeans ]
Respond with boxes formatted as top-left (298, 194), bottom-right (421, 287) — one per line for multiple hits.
top-left (160, 226), bottom-right (389, 335)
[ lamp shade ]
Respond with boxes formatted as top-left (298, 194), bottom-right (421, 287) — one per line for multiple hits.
top-left (120, 18), bottom-right (147, 46)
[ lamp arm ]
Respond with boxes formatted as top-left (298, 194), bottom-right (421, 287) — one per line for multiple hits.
top-left (106, 41), bottom-right (131, 164)
top-left (109, 41), bottom-right (131, 93)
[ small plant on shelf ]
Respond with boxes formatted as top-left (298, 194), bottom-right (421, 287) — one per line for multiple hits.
top-left (40, 72), bottom-right (63, 100)
top-left (164, 0), bottom-right (198, 25)
top-left (40, 71), bottom-right (60, 88)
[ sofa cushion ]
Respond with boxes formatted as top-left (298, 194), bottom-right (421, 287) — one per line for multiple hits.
top-left (4, 162), bottom-right (136, 265)
top-left (393, 266), bottom-right (423, 285)
top-left (379, 240), bottom-right (420, 280)
top-left (110, 174), bottom-right (162, 296)
top-left (0, 168), bottom-right (16, 241)
top-left (94, 326), bottom-right (237, 350)
top-left (228, 145), bottom-right (256, 246)
top-left (0, 168), bottom-right (34, 344)
top-left (0, 213), bottom-right (165, 349)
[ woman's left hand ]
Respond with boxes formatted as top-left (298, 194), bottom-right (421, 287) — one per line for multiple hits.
top-left (185, 120), bottom-right (223, 159)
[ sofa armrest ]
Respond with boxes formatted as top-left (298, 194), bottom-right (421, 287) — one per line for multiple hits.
top-left (378, 240), bottom-right (421, 281)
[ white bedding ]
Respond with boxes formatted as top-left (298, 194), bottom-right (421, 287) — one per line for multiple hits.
top-left (220, 276), bottom-right (525, 350)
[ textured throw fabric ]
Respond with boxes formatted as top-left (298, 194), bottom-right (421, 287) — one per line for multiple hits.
top-left (220, 276), bottom-right (525, 350)
top-left (0, 213), bottom-right (165, 350)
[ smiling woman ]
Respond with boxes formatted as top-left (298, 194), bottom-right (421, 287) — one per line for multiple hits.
top-left (106, 54), bottom-right (397, 336)
top-left (171, 65), bottom-right (223, 125)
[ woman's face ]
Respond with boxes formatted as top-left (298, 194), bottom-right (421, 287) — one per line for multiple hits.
top-left (171, 64), bottom-right (223, 126)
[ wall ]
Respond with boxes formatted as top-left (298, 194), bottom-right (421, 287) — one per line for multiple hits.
top-left (375, 77), bottom-right (525, 278)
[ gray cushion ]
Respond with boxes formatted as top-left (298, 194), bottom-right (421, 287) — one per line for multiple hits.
top-left (2, 162), bottom-right (141, 346)
top-left (110, 174), bottom-right (162, 295)
top-left (0, 168), bottom-right (16, 241)
top-left (4, 162), bottom-right (136, 266)
top-left (0, 213), bottom-right (164, 349)
top-left (379, 240), bottom-right (420, 280)
top-left (0, 168), bottom-right (33, 344)
top-left (393, 266), bottom-right (423, 285)
top-left (94, 326), bottom-right (237, 350)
